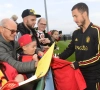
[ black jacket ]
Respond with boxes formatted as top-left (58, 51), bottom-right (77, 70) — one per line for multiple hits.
top-left (35, 27), bottom-right (53, 46)
top-left (59, 23), bottom-right (100, 82)
top-left (17, 23), bottom-right (41, 48)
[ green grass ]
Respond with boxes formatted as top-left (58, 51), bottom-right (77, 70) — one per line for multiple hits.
top-left (54, 40), bottom-right (75, 62)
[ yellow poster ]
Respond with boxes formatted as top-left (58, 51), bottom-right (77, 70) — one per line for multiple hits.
top-left (35, 42), bottom-right (55, 78)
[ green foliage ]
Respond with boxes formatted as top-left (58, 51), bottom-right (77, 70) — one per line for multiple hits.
top-left (54, 40), bottom-right (75, 62)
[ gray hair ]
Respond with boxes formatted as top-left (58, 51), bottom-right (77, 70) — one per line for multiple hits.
top-left (0, 19), bottom-right (6, 27)
top-left (37, 18), bottom-right (46, 24)
top-left (11, 15), bottom-right (18, 19)
top-left (0, 18), bottom-right (13, 27)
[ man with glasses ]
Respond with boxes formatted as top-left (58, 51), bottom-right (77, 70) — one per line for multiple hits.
top-left (3, 27), bottom-right (18, 34)
top-left (0, 18), bottom-right (37, 73)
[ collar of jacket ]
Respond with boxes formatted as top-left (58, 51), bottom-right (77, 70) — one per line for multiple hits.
top-left (0, 34), bottom-right (14, 50)
top-left (80, 22), bottom-right (93, 33)
top-left (18, 22), bottom-right (36, 35)
top-left (35, 27), bottom-right (46, 34)
top-left (18, 23), bottom-right (41, 48)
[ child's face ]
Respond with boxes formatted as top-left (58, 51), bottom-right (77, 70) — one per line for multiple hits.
top-left (23, 41), bottom-right (37, 55)
top-left (52, 31), bottom-right (59, 40)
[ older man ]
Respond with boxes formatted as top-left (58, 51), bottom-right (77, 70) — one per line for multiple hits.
top-left (0, 18), bottom-right (37, 73)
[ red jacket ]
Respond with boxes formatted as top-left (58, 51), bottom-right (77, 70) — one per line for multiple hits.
top-left (51, 58), bottom-right (86, 90)
top-left (3, 62), bottom-right (18, 81)
top-left (21, 55), bottom-right (33, 62)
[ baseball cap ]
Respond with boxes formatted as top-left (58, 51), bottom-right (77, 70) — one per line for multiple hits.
top-left (18, 34), bottom-right (32, 47)
top-left (21, 9), bottom-right (41, 18)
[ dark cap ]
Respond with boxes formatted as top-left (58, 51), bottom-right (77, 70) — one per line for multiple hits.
top-left (22, 9), bottom-right (41, 18)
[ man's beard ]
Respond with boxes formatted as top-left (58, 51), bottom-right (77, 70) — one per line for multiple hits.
top-left (27, 24), bottom-right (34, 30)
top-left (79, 17), bottom-right (85, 28)
top-left (26, 21), bottom-right (34, 30)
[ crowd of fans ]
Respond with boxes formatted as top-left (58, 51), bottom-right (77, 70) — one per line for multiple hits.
top-left (0, 9), bottom-right (62, 90)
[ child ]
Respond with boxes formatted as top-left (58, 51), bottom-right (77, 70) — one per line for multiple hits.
top-left (51, 30), bottom-right (59, 42)
top-left (18, 34), bottom-right (39, 77)
top-left (51, 30), bottom-right (59, 51)
top-left (0, 62), bottom-right (24, 87)
top-left (18, 34), bottom-right (41, 90)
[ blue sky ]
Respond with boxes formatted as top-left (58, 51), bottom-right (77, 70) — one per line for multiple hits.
top-left (0, 0), bottom-right (100, 34)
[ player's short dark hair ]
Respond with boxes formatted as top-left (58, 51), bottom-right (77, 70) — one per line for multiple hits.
top-left (71, 2), bottom-right (89, 15)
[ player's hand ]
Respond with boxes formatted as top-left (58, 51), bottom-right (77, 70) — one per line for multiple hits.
top-left (70, 63), bottom-right (75, 69)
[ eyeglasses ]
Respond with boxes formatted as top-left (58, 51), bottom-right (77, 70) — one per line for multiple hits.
top-left (40, 23), bottom-right (46, 26)
top-left (3, 27), bottom-right (18, 34)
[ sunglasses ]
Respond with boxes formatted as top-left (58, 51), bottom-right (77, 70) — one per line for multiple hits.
top-left (3, 27), bottom-right (18, 34)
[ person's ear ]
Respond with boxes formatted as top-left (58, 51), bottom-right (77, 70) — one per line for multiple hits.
top-left (0, 26), bottom-right (4, 33)
top-left (23, 17), bottom-right (27, 23)
top-left (83, 11), bottom-right (87, 17)
top-left (0, 27), bottom-right (1, 33)
top-left (22, 46), bottom-right (27, 50)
